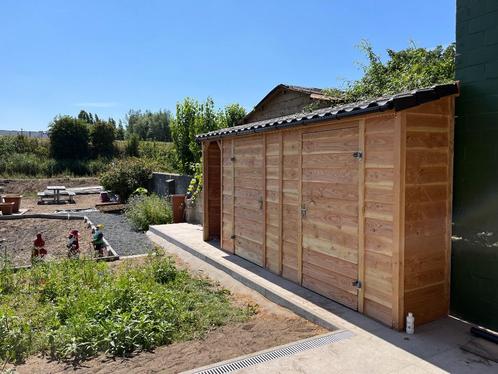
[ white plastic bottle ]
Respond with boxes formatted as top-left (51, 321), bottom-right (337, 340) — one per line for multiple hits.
top-left (406, 312), bottom-right (415, 334)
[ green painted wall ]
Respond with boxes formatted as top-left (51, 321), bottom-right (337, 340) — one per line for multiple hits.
top-left (452, 0), bottom-right (498, 331)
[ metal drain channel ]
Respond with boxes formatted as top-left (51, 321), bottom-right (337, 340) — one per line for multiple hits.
top-left (193, 330), bottom-right (354, 374)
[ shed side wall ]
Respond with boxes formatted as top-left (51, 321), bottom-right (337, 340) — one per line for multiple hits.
top-left (363, 114), bottom-right (397, 326)
top-left (403, 97), bottom-right (453, 326)
top-left (221, 139), bottom-right (234, 252)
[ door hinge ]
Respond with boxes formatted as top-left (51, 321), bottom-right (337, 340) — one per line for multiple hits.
top-left (231, 234), bottom-right (236, 240)
top-left (301, 206), bottom-right (307, 217)
top-left (352, 280), bottom-right (362, 289)
top-left (353, 151), bottom-right (363, 160)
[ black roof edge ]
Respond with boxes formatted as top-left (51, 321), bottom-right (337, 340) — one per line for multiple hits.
top-left (196, 82), bottom-right (458, 143)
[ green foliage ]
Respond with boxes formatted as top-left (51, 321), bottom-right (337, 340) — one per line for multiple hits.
top-left (126, 110), bottom-right (172, 141)
top-left (325, 41), bottom-right (456, 102)
top-left (116, 121), bottom-right (125, 140)
top-left (218, 103), bottom-right (246, 128)
top-left (0, 256), bottom-right (252, 364)
top-left (0, 153), bottom-right (108, 177)
top-left (125, 133), bottom-right (140, 157)
top-left (90, 121), bottom-right (116, 158)
top-left (171, 98), bottom-right (199, 174)
top-left (171, 98), bottom-right (238, 174)
top-left (99, 158), bottom-right (155, 201)
top-left (187, 162), bottom-right (203, 204)
top-left (49, 116), bottom-right (90, 160)
top-left (125, 194), bottom-right (173, 231)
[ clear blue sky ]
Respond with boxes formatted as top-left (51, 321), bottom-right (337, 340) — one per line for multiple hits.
top-left (0, 0), bottom-right (455, 131)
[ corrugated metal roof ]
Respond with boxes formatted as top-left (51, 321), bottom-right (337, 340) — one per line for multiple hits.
top-left (196, 82), bottom-right (459, 142)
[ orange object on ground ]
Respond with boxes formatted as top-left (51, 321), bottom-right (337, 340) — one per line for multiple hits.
top-left (2, 194), bottom-right (22, 213)
top-left (171, 194), bottom-right (185, 223)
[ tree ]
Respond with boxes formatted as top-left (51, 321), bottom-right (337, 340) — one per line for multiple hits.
top-left (78, 110), bottom-right (93, 124)
top-left (116, 121), bottom-right (125, 140)
top-left (49, 116), bottom-right (90, 160)
top-left (219, 103), bottom-right (246, 128)
top-left (171, 98), bottom-right (198, 174)
top-left (125, 109), bottom-right (172, 141)
top-left (125, 133), bottom-right (140, 157)
top-left (326, 41), bottom-right (456, 103)
top-left (90, 120), bottom-right (116, 157)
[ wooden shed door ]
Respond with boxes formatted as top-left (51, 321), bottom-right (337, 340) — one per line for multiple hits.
top-left (233, 136), bottom-right (265, 266)
top-left (301, 125), bottom-right (360, 310)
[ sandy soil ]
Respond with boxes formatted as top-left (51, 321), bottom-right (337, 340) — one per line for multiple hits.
top-left (0, 218), bottom-right (94, 266)
top-left (0, 177), bottom-right (100, 195)
top-left (16, 315), bottom-right (324, 374)
top-left (0, 177), bottom-right (101, 214)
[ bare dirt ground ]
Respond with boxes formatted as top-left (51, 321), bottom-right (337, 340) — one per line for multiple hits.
top-left (0, 218), bottom-right (94, 266)
top-left (10, 255), bottom-right (328, 374)
top-left (0, 178), bottom-right (101, 214)
top-left (0, 177), bottom-right (100, 195)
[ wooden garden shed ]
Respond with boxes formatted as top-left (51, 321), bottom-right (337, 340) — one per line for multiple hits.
top-left (197, 83), bottom-right (459, 330)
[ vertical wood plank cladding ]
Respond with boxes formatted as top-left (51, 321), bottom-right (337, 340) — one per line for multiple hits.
top-left (207, 142), bottom-right (221, 240)
top-left (202, 142), bottom-right (209, 241)
top-left (265, 133), bottom-right (281, 274)
top-left (358, 119), bottom-right (366, 313)
top-left (297, 129), bottom-right (303, 283)
top-left (392, 113), bottom-right (406, 330)
top-left (278, 133), bottom-right (284, 274)
top-left (281, 131), bottom-right (300, 283)
top-left (363, 114), bottom-right (396, 326)
top-left (221, 139), bottom-right (234, 252)
top-left (263, 134), bottom-right (267, 267)
top-left (233, 136), bottom-right (264, 266)
top-left (220, 140), bottom-right (224, 249)
top-left (301, 124), bottom-right (359, 310)
top-left (403, 97), bottom-right (453, 326)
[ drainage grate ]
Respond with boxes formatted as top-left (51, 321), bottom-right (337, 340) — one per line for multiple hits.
top-left (193, 330), bottom-right (353, 374)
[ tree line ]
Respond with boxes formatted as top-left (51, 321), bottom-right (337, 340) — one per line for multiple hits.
top-left (47, 100), bottom-right (246, 174)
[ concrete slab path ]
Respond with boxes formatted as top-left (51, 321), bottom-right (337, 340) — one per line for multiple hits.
top-left (148, 223), bottom-right (498, 374)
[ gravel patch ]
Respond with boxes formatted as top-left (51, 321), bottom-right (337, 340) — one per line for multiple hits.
top-left (69, 212), bottom-right (154, 256)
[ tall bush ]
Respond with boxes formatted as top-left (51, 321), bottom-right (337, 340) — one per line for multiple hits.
top-left (90, 121), bottom-right (115, 157)
top-left (99, 158), bottom-right (155, 201)
top-left (49, 116), bottom-right (90, 160)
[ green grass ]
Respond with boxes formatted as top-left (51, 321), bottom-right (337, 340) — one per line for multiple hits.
top-left (0, 251), bottom-right (253, 365)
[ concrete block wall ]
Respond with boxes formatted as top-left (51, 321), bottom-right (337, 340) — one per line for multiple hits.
top-left (150, 172), bottom-right (192, 197)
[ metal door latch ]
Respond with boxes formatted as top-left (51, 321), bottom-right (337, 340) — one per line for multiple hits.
top-left (353, 151), bottom-right (363, 160)
top-left (352, 280), bottom-right (362, 289)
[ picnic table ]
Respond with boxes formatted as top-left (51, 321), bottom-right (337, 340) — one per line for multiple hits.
top-left (36, 185), bottom-right (75, 204)
top-left (47, 185), bottom-right (66, 203)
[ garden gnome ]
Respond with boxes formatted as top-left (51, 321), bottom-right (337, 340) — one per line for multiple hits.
top-left (92, 224), bottom-right (106, 257)
top-left (33, 233), bottom-right (47, 258)
top-left (67, 229), bottom-right (80, 258)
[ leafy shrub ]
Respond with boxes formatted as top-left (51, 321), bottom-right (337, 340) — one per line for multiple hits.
top-left (90, 121), bottom-right (116, 158)
top-left (125, 133), bottom-right (140, 157)
top-left (49, 116), bottom-right (90, 160)
top-left (125, 194), bottom-right (173, 231)
top-left (100, 158), bottom-right (155, 201)
top-left (0, 256), bottom-right (252, 364)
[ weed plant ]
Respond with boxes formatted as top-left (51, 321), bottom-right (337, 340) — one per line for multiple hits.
top-left (0, 252), bottom-right (252, 365)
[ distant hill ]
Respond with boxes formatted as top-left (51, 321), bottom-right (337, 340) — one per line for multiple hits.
top-left (0, 129), bottom-right (48, 138)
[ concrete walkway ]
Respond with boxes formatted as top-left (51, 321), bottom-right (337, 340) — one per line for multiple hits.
top-left (148, 223), bottom-right (498, 374)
